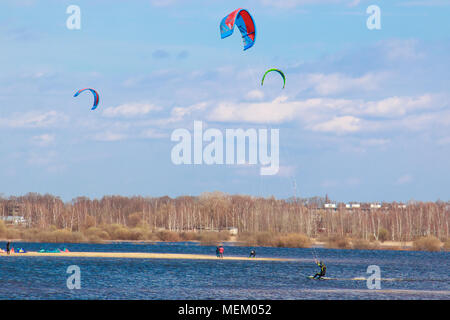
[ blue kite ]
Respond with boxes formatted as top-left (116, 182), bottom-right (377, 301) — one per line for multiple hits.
top-left (220, 8), bottom-right (256, 51)
top-left (74, 88), bottom-right (100, 110)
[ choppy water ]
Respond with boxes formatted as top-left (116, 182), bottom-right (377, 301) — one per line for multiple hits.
top-left (0, 241), bottom-right (449, 300)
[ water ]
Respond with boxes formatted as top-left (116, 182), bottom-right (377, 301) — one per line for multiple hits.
top-left (0, 241), bottom-right (449, 300)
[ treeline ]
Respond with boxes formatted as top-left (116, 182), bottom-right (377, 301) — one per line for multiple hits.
top-left (0, 192), bottom-right (449, 242)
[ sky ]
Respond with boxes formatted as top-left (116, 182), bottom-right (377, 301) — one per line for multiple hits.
top-left (0, 0), bottom-right (449, 202)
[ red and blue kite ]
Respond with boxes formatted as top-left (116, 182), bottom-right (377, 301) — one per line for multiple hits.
top-left (74, 88), bottom-right (100, 110)
top-left (220, 8), bottom-right (256, 51)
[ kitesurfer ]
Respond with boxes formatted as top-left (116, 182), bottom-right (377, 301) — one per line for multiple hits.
top-left (216, 246), bottom-right (220, 258)
top-left (218, 246), bottom-right (224, 258)
top-left (249, 250), bottom-right (256, 258)
top-left (313, 260), bottom-right (326, 279)
top-left (6, 242), bottom-right (11, 255)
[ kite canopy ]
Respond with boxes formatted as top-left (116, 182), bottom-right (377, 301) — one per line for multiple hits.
top-left (38, 248), bottom-right (61, 253)
top-left (74, 88), bottom-right (100, 110)
top-left (261, 69), bottom-right (286, 89)
top-left (220, 8), bottom-right (256, 51)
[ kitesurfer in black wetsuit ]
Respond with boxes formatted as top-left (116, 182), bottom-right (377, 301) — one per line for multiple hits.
top-left (313, 261), bottom-right (326, 279)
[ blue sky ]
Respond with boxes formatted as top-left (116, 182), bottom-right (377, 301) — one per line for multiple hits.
top-left (0, 0), bottom-right (449, 202)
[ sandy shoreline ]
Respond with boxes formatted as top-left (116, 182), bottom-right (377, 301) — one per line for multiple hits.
top-left (0, 251), bottom-right (292, 261)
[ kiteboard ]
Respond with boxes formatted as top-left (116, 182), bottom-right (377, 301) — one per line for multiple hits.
top-left (307, 276), bottom-right (333, 280)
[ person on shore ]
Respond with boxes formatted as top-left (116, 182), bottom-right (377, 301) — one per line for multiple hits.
top-left (6, 242), bottom-right (11, 255)
top-left (216, 246), bottom-right (220, 258)
top-left (313, 260), bottom-right (326, 279)
top-left (249, 250), bottom-right (256, 258)
top-left (218, 246), bottom-right (224, 258)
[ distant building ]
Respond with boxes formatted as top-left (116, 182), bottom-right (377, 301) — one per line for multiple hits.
top-left (370, 203), bottom-right (381, 209)
top-left (0, 216), bottom-right (27, 225)
top-left (398, 204), bottom-right (407, 209)
top-left (324, 203), bottom-right (337, 209)
top-left (346, 203), bottom-right (360, 209)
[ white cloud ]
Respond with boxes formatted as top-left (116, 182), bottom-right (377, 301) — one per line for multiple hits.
top-left (398, 1), bottom-right (450, 7)
top-left (363, 94), bottom-right (434, 117)
top-left (140, 128), bottom-right (167, 139)
top-left (306, 72), bottom-right (388, 95)
top-left (0, 111), bottom-right (67, 128)
top-left (245, 90), bottom-right (265, 101)
top-left (170, 102), bottom-right (209, 121)
top-left (20, 70), bottom-right (54, 79)
top-left (102, 103), bottom-right (161, 118)
top-left (149, 0), bottom-right (179, 6)
top-left (208, 96), bottom-right (303, 124)
top-left (94, 132), bottom-right (127, 142)
top-left (384, 39), bottom-right (424, 61)
top-left (205, 92), bottom-right (445, 135)
top-left (277, 165), bottom-right (297, 177)
top-left (348, 0), bottom-right (360, 6)
top-left (396, 110), bottom-right (450, 131)
top-left (31, 134), bottom-right (55, 146)
top-left (360, 138), bottom-right (390, 147)
top-left (310, 116), bottom-right (361, 133)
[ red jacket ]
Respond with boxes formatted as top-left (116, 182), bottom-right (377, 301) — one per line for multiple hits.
top-left (219, 247), bottom-right (224, 253)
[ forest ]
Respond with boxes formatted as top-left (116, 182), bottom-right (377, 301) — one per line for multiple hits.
top-left (0, 192), bottom-right (448, 250)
